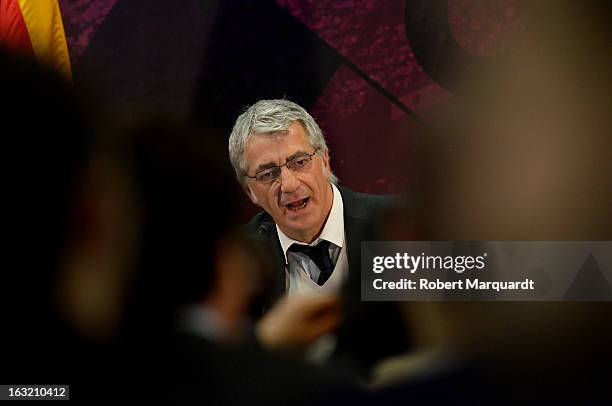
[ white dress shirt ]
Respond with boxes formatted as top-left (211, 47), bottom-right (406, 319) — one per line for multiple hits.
top-left (276, 184), bottom-right (347, 362)
top-left (276, 183), bottom-right (349, 296)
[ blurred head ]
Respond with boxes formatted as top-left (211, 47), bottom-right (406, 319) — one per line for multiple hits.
top-left (2, 48), bottom-right (94, 319)
top-left (388, 0), bottom-right (612, 374)
top-left (1, 48), bottom-right (97, 384)
top-left (229, 100), bottom-right (336, 242)
top-left (121, 117), bottom-right (275, 336)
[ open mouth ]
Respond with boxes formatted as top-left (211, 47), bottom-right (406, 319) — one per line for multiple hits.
top-left (286, 197), bottom-right (310, 212)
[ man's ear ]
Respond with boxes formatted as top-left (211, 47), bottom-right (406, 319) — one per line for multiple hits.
top-left (321, 151), bottom-right (331, 179)
top-left (243, 184), bottom-right (259, 205)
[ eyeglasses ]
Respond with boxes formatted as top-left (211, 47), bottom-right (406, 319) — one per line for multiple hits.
top-left (245, 149), bottom-right (319, 183)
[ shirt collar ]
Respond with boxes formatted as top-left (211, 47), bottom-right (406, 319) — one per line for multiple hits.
top-left (277, 183), bottom-right (345, 264)
top-left (179, 305), bottom-right (230, 342)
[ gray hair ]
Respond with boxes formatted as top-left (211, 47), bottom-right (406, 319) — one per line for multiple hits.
top-left (228, 99), bottom-right (338, 185)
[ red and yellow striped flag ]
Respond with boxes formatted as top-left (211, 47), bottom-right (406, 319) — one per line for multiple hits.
top-left (0, 0), bottom-right (72, 79)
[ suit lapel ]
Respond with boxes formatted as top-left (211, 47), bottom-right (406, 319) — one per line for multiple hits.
top-left (337, 185), bottom-right (369, 271)
top-left (269, 223), bottom-right (287, 300)
top-left (258, 213), bottom-right (287, 302)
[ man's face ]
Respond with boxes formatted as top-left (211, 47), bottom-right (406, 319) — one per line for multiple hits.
top-left (243, 122), bottom-right (333, 243)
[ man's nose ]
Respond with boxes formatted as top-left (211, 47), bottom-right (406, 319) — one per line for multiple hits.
top-left (279, 166), bottom-right (300, 193)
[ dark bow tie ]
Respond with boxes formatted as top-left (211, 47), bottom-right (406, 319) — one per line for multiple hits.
top-left (288, 240), bottom-right (334, 285)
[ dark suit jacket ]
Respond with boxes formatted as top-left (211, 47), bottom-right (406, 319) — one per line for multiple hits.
top-left (247, 184), bottom-right (408, 377)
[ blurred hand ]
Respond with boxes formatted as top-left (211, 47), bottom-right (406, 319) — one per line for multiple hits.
top-left (256, 294), bottom-right (342, 351)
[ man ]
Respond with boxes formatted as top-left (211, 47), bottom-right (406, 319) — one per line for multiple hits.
top-left (229, 99), bottom-right (388, 296)
top-left (229, 99), bottom-right (407, 372)
top-left (122, 118), bottom-right (359, 403)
